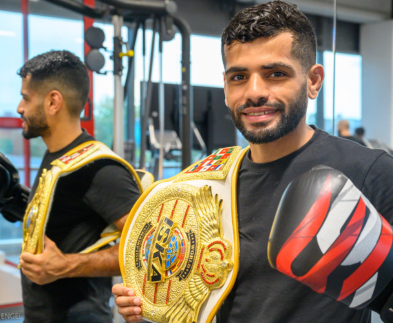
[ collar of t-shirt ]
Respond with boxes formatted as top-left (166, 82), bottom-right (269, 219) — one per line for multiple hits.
top-left (242, 125), bottom-right (322, 173)
top-left (45, 129), bottom-right (95, 161)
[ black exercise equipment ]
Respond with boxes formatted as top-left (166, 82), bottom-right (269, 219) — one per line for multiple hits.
top-left (0, 152), bottom-right (30, 223)
top-left (43, 0), bottom-right (192, 175)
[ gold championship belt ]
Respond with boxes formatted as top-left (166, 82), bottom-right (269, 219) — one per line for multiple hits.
top-left (21, 141), bottom-right (143, 257)
top-left (120, 147), bottom-right (248, 323)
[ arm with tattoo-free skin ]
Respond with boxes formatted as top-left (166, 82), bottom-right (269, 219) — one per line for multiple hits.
top-left (112, 284), bottom-right (143, 322)
top-left (19, 214), bottom-right (128, 285)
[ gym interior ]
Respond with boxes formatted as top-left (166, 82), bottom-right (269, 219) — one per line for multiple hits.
top-left (0, 0), bottom-right (393, 322)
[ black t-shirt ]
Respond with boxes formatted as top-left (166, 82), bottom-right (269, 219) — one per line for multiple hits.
top-left (22, 130), bottom-right (141, 323)
top-left (219, 126), bottom-right (393, 323)
top-left (340, 134), bottom-right (367, 147)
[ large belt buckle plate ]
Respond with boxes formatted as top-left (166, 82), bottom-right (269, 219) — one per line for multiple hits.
top-left (22, 168), bottom-right (53, 255)
top-left (123, 183), bottom-right (233, 323)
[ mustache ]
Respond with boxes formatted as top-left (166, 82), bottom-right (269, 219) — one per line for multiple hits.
top-left (236, 98), bottom-right (285, 112)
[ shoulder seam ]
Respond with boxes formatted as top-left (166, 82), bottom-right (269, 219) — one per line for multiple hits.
top-left (361, 151), bottom-right (389, 191)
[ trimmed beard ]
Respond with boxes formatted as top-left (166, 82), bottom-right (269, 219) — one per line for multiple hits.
top-left (22, 105), bottom-right (49, 140)
top-left (228, 82), bottom-right (308, 144)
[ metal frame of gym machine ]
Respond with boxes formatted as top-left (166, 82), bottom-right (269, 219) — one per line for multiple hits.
top-left (43, 0), bottom-right (193, 179)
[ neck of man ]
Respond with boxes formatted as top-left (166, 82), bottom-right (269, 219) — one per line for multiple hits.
top-left (42, 119), bottom-right (83, 153)
top-left (340, 129), bottom-right (351, 137)
top-left (248, 121), bottom-right (314, 164)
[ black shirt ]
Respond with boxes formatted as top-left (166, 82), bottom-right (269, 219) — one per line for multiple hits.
top-left (219, 126), bottom-right (393, 323)
top-left (340, 134), bottom-right (367, 147)
top-left (22, 131), bottom-right (141, 323)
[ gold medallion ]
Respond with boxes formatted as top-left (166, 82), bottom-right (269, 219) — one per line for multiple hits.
top-left (124, 184), bottom-right (233, 323)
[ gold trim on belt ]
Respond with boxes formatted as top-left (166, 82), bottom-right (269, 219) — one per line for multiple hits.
top-left (124, 184), bottom-right (233, 323)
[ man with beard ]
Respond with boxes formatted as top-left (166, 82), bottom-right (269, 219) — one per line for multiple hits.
top-left (112, 1), bottom-right (393, 322)
top-left (15, 50), bottom-right (141, 323)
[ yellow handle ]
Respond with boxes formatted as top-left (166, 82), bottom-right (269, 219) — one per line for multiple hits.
top-left (119, 50), bottom-right (134, 58)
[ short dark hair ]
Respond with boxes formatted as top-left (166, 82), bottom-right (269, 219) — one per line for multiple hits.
top-left (355, 127), bottom-right (365, 136)
top-left (221, 0), bottom-right (317, 71)
top-left (18, 50), bottom-right (90, 118)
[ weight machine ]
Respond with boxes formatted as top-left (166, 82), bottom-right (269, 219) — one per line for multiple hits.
top-left (43, 0), bottom-right (193, 179)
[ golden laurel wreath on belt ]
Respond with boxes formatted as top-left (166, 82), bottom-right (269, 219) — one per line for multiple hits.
top-left (124, 184), bottom-right (233, 323)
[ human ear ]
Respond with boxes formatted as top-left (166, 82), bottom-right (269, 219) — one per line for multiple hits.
top-left (307, 64), bottom-right (324, 100)
top-left (223, 72), bottom-right (229, 106)
top-left (46, 90), bottom-right (63, 116)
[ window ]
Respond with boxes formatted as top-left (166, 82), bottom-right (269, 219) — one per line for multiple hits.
top-left (306, 98), bottom-right (317, 125)
top-left (191, 35), bottom-right (224, 87)
top-left (0, 10), bottom-right (23, 118)
top-left (0, 10), bottom-right (23, 246)
top-left (133, 31), bottom-right (224, 91)
top-left (29, 15), bottom-right (83, 58)
top-left (0, 12), bottom-right (86, 246)
top-left (323, 52), bottom-right (362, 134)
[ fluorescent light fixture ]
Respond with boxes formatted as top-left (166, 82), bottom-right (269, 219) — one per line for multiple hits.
top-left (0, 31), bottom-right (16, 37)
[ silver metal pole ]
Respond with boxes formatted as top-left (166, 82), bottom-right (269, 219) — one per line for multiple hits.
top-left (113, 15), bottom-right (125, 157)
top-left (140, 21), bottom-right (146, 169)
top-left (112, 18), bottom-right (125, 323)
top-left (158, 21), bottom-right (164, 180)
top-left (332, 0), bottom-right (337, 135)
top-left (139, 18), bottom-right (158, 170)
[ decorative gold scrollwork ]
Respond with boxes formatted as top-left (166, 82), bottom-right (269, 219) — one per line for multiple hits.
top-left (125, 184), bottom-right (232, 323)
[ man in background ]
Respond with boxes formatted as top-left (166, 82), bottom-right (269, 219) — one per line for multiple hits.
top-left (355, 126), bottom-right (372, 147)
top-left (15, 50), bottom-right (140, 323)
top-left (337, 119), bottom-right (366, 146)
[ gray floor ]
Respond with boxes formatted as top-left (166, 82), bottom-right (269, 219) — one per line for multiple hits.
top-left (0, 257), bottom-right (22, 322)
top-left (0, 306), bottom-right (23, 322)
top-left (0, 294), bottom-right (388, 322)
top-left (0, 318), bottom-right (23, 323)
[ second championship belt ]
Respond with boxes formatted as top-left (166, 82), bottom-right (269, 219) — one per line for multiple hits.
top-left (21, 141), bottom-right (143, 256)
top-left (120, 147), bottom-right (246, 323)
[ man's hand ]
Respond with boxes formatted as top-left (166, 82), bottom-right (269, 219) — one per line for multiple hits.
top-left (20, 236), bottom-right (71, 285)
top-left (20, 213), bottom-right (130, 283)
top-left (113, 283), bottom-right (143, 322)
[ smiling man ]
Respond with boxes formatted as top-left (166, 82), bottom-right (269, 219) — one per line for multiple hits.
top-left (112, 2), bottom-right (393, 322)
top-left (223, 30), bottom-right (320, 163)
